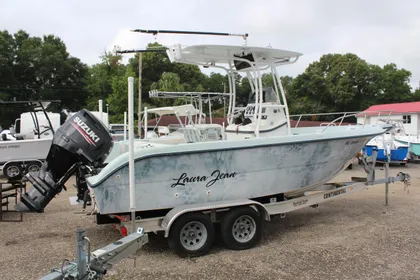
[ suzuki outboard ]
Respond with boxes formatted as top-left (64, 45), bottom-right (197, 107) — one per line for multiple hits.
top-left (16, 109), bottom-right (113, 212)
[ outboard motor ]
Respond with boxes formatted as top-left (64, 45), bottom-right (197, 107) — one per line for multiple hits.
top-left (16, 109), bottom-right (113, 212)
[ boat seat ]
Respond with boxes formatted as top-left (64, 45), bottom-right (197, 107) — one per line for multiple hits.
top-left (182, 127), bottom-right (206, 143)
top-left (243, 118), bottom-right (252, 125)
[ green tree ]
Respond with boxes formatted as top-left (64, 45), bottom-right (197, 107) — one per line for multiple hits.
top-left (128, 42), bottom-right (208, 106)
top-left (128, 43), bottom-right (173, 104)
top-left (377, 63), bottom-right (412, 104)
top-left (106, 66), bottom-right (138, 123)
top-left (0, 29), bottom-right (88, 125)
top-left (291, 53), bottom-right (380, 114)
top-left (85, 50), bottom-right (126, 110)
top-left (0, 30), bottom-right (88, 107)
top-left (151, 72), bottom-right (184, 92)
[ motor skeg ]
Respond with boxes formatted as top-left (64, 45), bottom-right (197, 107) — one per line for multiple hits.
top-left (16, 109), bottom-right (113, 212)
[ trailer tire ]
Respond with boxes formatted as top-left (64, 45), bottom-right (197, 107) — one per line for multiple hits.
top-left (220, 206), bottom-right (262, 250)
top-left (168, 212), bottom-right (215, 258)
top-left (3, 162), bottom-right (23, 180)
top-left (25, 161), bottom-right (42, 174)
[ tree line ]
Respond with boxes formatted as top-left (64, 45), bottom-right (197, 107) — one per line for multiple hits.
top-left (1, 29), bottom-right (419, 126)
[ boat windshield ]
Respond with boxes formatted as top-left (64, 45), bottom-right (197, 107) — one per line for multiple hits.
top-left (248, 87), bottom-right (278, 103)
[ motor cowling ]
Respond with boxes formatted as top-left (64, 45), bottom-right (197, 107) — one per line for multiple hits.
top-left (16, 109), bottom-right (113, 212)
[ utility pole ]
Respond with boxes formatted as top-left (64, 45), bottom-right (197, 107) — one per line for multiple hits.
top-left (223, 82), bottom-right (226, 119)
top-left (117, 49), bottom-right (167, 138)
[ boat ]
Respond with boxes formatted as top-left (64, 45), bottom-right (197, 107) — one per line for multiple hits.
top-left (0, 100), bottom-right (60, 180)
top-left (83, 44), bottom-right (391, 215)
top-left (362, 132), bottom-right (409, 164)
top-left (393, 122), bottom-right (420, 161)
top-left (14, 33), bottom-right (412, 259)
top-left (104, 92), bottom-right (229, 163)
top-left (143, 104), bottom-right (202, 144)
top-left (395, 136), bottom-right (420, 161)
top-left (109, 123), bottom-right (128, 141)
top-left (364, 119), bottom-right (410, 163)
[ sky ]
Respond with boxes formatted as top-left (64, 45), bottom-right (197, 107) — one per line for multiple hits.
top-left (1, 0), bottom-right (420, 89)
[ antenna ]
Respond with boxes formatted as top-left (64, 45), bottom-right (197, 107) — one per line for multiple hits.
top-left (116, 48), bottom-right (167, 54)
top-left (131, 29), bottom-right (249, 44)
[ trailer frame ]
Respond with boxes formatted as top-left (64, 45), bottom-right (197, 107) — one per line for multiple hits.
top-left (113, 170), bottom-right (410, 235)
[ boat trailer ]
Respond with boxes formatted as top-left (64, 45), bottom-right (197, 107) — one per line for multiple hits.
top-left (41, 154), bottom-right (411, 279)
top-left (85, 149), bottom-right (411, 258)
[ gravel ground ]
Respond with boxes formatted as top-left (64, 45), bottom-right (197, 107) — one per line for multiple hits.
top-left (1, 163), bottom-right (420, 280)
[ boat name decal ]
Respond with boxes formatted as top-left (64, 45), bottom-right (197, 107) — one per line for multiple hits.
top-left (72, 117), bottom-right (100, 145)
top-left (293, 199), bottom-right (308, 207)
top-left (323, 189), bottom-right (346, 199)
top-left (345, 140), bottom-right (361, 146)
top-left (171, 170), bottom-right (238, 188)
top-left (0, 145), bottom-right (20, 149)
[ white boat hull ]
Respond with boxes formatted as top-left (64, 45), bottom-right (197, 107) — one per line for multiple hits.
top-left (88, 125), bottom-right (385, 215)
top-left (0, 138), bottom-right (52, 164)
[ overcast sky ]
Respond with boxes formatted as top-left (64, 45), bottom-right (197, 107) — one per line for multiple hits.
top-left (1, 0), bottom-right (420, 89)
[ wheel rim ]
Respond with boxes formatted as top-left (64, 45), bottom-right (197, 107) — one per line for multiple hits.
top-left (6, 166), bottom-right (20, 178)
top-left (232, 215), bottom-right (256, 243)
top-left (28, 164), bottom-right (40, 173)
top-left (180, 221), bottom-right (208, 251)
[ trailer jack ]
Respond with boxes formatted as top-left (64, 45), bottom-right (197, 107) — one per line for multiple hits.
top-left (40, 227), bottom-right (148, 280)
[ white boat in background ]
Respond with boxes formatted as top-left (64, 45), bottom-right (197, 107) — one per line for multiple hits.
top-left (105, 103), bottom-right (225, 163)
top-left (395, 135), bottom-right (420, 161)
top-left (143, 104), bottom-right (225, 143)
top-left (143, 104), bottom-right (201, 143)
top-left (0, 100), bottom-right (61, 180)
top-left (109, 123), bottom-right (128, 141)
top-left (85, 43), bottom-right (390, 215)
top-left (363, 131), bottom-right (409, 164)
top-left (392, 122), bottom-right (420, 161)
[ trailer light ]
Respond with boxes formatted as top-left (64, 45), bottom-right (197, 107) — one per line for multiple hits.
top-left (120, 226), bottom-right (128, 237)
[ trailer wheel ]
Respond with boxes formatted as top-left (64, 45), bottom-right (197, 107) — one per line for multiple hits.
top-left (220, 206), bottom-right (262, 250)
top-left (25, 161), bottom-right (42, 173)
top-left (168, 212), bottom-right (215, 258)
top-left (3, 162), bottom-right (23, 180)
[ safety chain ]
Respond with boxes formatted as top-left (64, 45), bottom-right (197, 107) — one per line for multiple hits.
top-left (87, 264), bottom-right (104, 280)
top-left (404, 175), bottom-right (411, 194)
top-left (398, 172), bottom-right (411, 193)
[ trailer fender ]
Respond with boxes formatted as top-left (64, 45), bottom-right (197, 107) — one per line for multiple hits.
top-left (161, 199), bottom-right (270, 238)
top-left (2, 159), bottom-right (43, 168)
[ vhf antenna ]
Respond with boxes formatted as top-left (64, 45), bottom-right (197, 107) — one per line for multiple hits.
top-left (116, 48), bottom-right (167, 54)
top-left (131, 29), bottom-right (249, 44)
